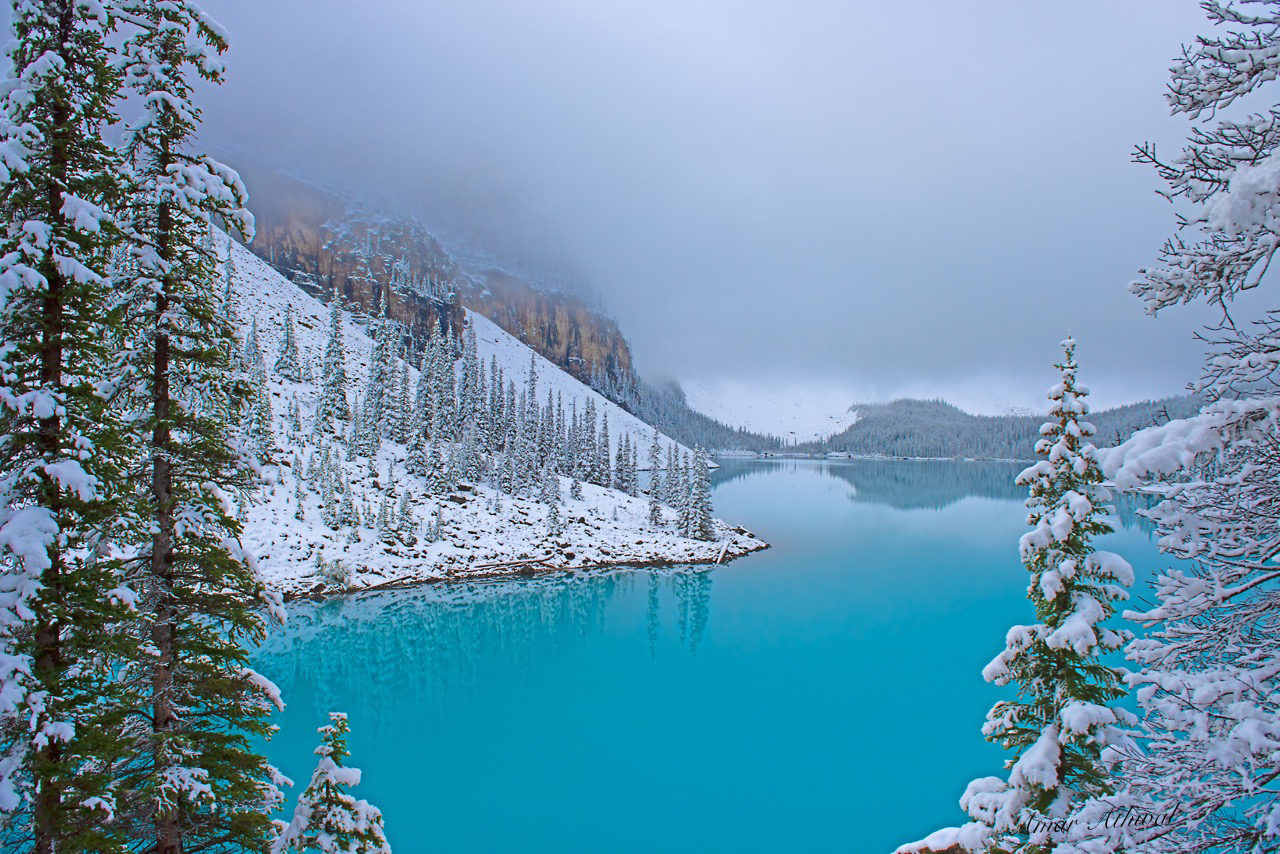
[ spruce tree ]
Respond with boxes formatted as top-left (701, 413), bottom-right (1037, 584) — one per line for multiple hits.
top-left (391, 359), bottom-right (410, 444)
top-left (245, 316), bottom-right (265, 372)
top-left (272, 713), bottom-right (391, 854)
top-left (221, 235), bottom-right (236, 317)
top-left (546, 500), bottom-right (562, 539)
top-left (405, 430), bottom-right (427, 476)
top-left (540, 465), bottom-right (561, 505)
top-left (0, 3), bottom-right (138, 849)
top-left (315, 301), bottom-right (350, 429)
top-left (246, 363), bottom-right (275, 460)
top-left (430, 333), bottom-right (456, 442)
top-left (426, 442), bottom-right (449, 495)
top-left (396, 491), bottom-right (414, 543)
top-left (663, 445), bottom-right (677, 504)
top-left (355, 312), bottom-right (390, 459)
top-left (294, 477), bottom-right (307, 522)
top-left (688, 448), bottom-right (715, 540)
top-left (375, 494), bottom-right (392, 544)
top-left (647, 428), bottom-right (663, 525)
top-left (614, 433), bottom-right (628, 491)
top-left (113, 4), bottom-right (286, 850)
top-left (596, 413), bottom-right (610, 487)
top-left (274, 304), bottom-right (303, 382)
top-left (931, 339), bottom-right (1134, 854)
top-left (1100, 8), bottom-right (1280, 849)
top-left (676, 452), bottom-right (691, 533)
top-left (629, 442), bottom-right (640, 497)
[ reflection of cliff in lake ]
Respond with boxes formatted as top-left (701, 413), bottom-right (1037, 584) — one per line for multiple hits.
top-left (712, 458), bottom-right (1158, 532)
top-left (253, 568), bottom-right (713, 728)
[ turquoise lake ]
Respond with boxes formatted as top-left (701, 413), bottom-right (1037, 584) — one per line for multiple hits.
top-left (253, 458), bottom-right (1174, 853)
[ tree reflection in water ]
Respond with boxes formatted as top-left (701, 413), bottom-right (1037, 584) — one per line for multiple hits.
top-left (254, 566), bottom-right (715, 727)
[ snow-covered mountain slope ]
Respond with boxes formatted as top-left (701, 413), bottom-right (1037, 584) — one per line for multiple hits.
top-left (682, 379), bottom-right (859, 444)
top-left (467, 310), bottom-right (690, 465)
top-left (222, 238), bottom-right (763, 596)
top-left (226, 239), bottom-right (691, 465)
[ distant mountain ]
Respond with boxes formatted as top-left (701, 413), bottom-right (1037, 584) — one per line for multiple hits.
top-left (801, 396), bottom-right (1205, 460)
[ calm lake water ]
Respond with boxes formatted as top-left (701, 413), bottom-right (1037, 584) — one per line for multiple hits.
top-left (253, 458), bottom-right (1174, 854)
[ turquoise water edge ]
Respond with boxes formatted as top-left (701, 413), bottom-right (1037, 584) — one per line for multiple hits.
top-left (252, 459), bottom-right (1174, 854)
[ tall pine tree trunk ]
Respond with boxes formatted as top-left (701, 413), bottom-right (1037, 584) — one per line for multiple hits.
top-left (32, 5), bottom-right (73, 850)
top-left (150, 162), bottom-right (182, 854)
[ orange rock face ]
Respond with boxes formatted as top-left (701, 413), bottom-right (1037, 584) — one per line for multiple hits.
top-left (238, 166), bottom-right (633, 384)
top-left (466, 270), bottom-right (633, 384)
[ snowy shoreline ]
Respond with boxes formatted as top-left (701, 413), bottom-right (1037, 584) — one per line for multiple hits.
top-left (221, 237), bottom-right (773, 602)
top-left (276, 534), bottom-right (770, 602)
top-left (252, 472), bottom-right (770, 600)
top-left (263, 477), bottom-right (770, 601)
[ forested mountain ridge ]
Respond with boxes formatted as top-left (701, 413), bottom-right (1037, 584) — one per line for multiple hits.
top-left (800, 395), bottom-right (1204, 460)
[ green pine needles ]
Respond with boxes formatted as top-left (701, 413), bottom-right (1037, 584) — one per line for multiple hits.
top-left (0, 3), bottom-right (140, 851)
top-left (272, 713), bottom-right (391, 854)
top-left (0, 2), bottom-right (294, 852)
top-left (917, 338), bottom-right (1136, 854)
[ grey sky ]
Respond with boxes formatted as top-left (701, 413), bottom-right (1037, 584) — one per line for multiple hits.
top-left (195, 0), bottom-right (1221, 413)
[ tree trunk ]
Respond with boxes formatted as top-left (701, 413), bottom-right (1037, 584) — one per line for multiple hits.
top-left (32, 4), bottom-right (74, 851)
top-left (151, 150), bottom-right (182, 854)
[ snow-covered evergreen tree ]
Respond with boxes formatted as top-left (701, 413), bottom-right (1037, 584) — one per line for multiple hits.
top-left (546, 500), bottom-right (562, 538)
top-left (247, 363), bottom-right (275, 460)
top-left (687, 448), bottom-right (715, 541)
top-left (0, 2), bottom-right (139, 848)
top-left (294, 477), bottom-right (307, 523)
top-left (629, 442), bottom-right (640, 497)
top-left (1095, 6), bottom-right (1280, 849)
top-left (112, 4), bottom-right (286, 849)
top-left (426, 442), bottom-right (449, 496)
top-left (272, 712), bottom-right (390, 854)
top-left (596, 412), bottom-right (610, 487)
top-left (274, 304), bottom-right (303, 382)
top-left (355, 311), bottom-right (393, 459)
top-left (221, 235), bottom-right (236, 316)
top-left (244, 317), bottom-right (265, 372)
top-left (540, 465), bottom-right (561, 505)
top-left (405, 429), bottom-right (427, 476)
top-left (391, 359), bottom-right (410, 444)
top-left (916, 339), bottom-right (1134, 854)
top-left (676, 451), bottom-right (691, 533)
top-left (315, 300), bottom-right (351, 429)
top-left (375, 494), bottom-right (393, 544)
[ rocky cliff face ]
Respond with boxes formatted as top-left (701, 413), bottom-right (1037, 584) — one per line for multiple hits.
top-left (237, 165), bottom-right (633, 384)
top-left (238, 167), bottom-right (464, 353)
top-left (467, 270), bottom-right (632, 383)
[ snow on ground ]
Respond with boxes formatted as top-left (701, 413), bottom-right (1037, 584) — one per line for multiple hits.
top-left (467, 310), bottom-right (691, 466)
top-left (223, 238), bottom-right (766, 598)
top-left (683, 378), bottom-right (859, 444)
top-left (245, 472), bottom-right (766, 599)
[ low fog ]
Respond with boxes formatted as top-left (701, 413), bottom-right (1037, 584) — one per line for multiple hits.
top-left (187, 1), bottom-right (1218, 412)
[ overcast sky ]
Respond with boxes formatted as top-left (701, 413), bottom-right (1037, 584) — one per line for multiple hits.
top-left (192, 0), bottom-right (1224, 413)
